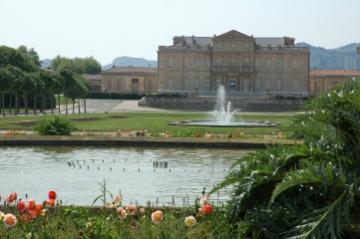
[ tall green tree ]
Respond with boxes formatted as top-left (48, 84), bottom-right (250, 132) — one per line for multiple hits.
top-left (0, 66), bottom-right (13, 116)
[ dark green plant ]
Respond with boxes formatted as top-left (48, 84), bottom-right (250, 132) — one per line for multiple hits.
top-left (212, 78), bottom-right (360, 238)
top-left (35, 116), bottom-right (75, 135)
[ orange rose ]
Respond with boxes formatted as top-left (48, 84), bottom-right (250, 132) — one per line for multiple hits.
top-left (3, 213), bottom-right (17, 228)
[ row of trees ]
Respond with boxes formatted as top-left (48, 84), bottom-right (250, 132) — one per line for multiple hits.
top-left (0, 45), bottom-right (101, 117)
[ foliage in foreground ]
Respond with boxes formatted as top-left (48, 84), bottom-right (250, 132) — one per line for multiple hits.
top-left (0, 200), bottom-right (237, 239)
top-left (35, 116), bottom-right (76, 135)
top-left (212, 78), bottom-right (360, 238)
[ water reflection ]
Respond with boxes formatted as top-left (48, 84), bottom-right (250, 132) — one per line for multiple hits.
top-left (0, 147), bottom-right (247, 206)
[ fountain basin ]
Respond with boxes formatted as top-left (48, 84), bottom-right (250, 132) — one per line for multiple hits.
top-left (168, 120), bottom-right (277, 127)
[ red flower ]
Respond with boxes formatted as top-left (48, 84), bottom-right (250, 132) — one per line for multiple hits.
top-left (29, 204), bottom-right (43, 218)
top-left (17, 200), bottom-right (27, 212)
top-left (28, 199), bottom-right (36, 210)
top-left (6, 192), bottom-right (17, 204)
top-left (201, 203), bottom-right (213, 215)
top-left (48, 190), bottom-right (57, 200)
top-left (46, 199), bottom-right (56, 207)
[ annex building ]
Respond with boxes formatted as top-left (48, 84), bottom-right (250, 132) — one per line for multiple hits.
top-left (157, 30), bottom-right (310, 97)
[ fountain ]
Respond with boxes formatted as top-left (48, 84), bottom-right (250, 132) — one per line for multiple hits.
top-left (169, 85), bottom-right (276, 127)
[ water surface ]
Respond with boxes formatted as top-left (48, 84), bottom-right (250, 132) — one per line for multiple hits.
top-left (0, 147), bottom-right (246, 206)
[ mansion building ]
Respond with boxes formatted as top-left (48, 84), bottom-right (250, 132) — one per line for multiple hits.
top-left (158, 30), bottom-right (310, 96)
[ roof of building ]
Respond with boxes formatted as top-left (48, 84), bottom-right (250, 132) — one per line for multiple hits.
top-left (310, 70), bottom-right (360, 77)
top-left (102, 66), bottom-right (157, 75)
top-left (172, 30), bottom-right (295, 48)
top-left (83, 74), bottom-right (102, 80)
top-left (255, 38), bottom-right (286, 47)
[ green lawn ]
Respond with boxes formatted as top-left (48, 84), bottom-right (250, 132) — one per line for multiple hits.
top-left (0, 112), bottom-right (294, 138)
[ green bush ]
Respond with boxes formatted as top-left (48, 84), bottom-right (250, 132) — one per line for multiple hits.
top-left (212, 78), bottom-right (360, 238)
top-left (35, 116), bottom-right (75, 135)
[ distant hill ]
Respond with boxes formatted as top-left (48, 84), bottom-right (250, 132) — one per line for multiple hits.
top-left (102, 56), bottom-right (157, 70)
top-left (40, 59), bottom-right (52, 69)
top-left (295, 42), bottom-right (360, 70)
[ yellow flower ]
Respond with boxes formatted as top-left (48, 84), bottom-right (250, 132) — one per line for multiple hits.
top-left (151, 210), bottom-right (163, 224)
top-left (184, 216), bottom-right (197, 227)
top-left (0, 211), bottom-right (5, 221)
top-left (3, 213), bottom-right (17, 228)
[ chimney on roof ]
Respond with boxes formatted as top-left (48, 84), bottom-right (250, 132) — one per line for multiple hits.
top-left (192, 35), bottom-right (196, 45)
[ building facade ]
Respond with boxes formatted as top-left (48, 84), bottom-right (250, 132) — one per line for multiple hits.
top-left (84, 67), bottom-right (157, 94)
top-left (309, 70), bottom-right (360, 95)
top-left (83, 74), bottom-right (102, 93)
top-left (158, 30), bottom-right (309, 96)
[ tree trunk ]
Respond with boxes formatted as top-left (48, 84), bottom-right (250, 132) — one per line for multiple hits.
top-left (51, 96), bottom-right (54, 115)
top-left (15, 93), bottom-right (18, 116)
top-left (42, 95), bottom-right (46, 114)
top-left (72, 99), bottom-right (75, 114)
top-left (84, 98), bottom-right (87, 114)
top-left (33, 95), bottom-right (37, 115)
top-left (65, 97), bottom-right (68, 115)
top-left (78, 98), bottom-right (81, 114)
top-left (9, 92), bottom-right (12, 114)
top-left (2, 94), bottom-right (5, 117)
top-left (25, 94), bottom-right (28, 115)
top-left (58, 94), bottom-right (61, 115)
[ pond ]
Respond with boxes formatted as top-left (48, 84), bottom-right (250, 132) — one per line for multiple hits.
top-left (0, 147), bottom-right (247, 206)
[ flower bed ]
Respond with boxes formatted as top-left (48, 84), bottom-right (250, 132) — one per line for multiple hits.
top-left (0, 191), bottom-right (236, 238)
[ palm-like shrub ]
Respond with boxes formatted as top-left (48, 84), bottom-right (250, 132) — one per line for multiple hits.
top-left (35, 116), bottom-right (75, 135)
top-left (212, 78), bottom-right (360, 238)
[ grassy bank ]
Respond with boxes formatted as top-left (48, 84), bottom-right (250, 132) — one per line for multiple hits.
top-left (0, 112), bottom-right (293, 138)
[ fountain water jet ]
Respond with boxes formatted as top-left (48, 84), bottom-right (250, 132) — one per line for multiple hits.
top-left (211, 85), bottom-right (236, 124)
top-left (169, 85), bottom-right (276, 127)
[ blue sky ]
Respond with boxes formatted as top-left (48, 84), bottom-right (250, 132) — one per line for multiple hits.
top-left (0, 0), bottom-right (358, 64)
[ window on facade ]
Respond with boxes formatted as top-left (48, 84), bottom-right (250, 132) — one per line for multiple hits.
top-left (168, 58), bottom-right (174, 67)
top-left (267, 57), bottom-right (272, 68)
top-left (255, 80), bottom-right (260, 91)
top-left (293, 79), bottom-right (299, 91)
top-left (184, 57), bottom-right (189, 67)
top-left (228, 80), bottom-right (236, 90)
top-left (255, 58), bottom-right (260, 67)
top-left (277, 78), bottom-right (283, 91)
top-left (294, 58), bottom-right (298, 68)
top-left (216, 78), bottom-right (222, 88)
top-left (265, 80), bottom-right (271, 91)
top-left (243, 80), bottom-right (249, 92)
top-left (277, 56), bottom-right (283, 67)
top-left (244, 57), bottom-right (250, 64)
top-left (168, 77), bottom-right (173, 89)
top-left (195, 57), bottom-right (200, 67)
